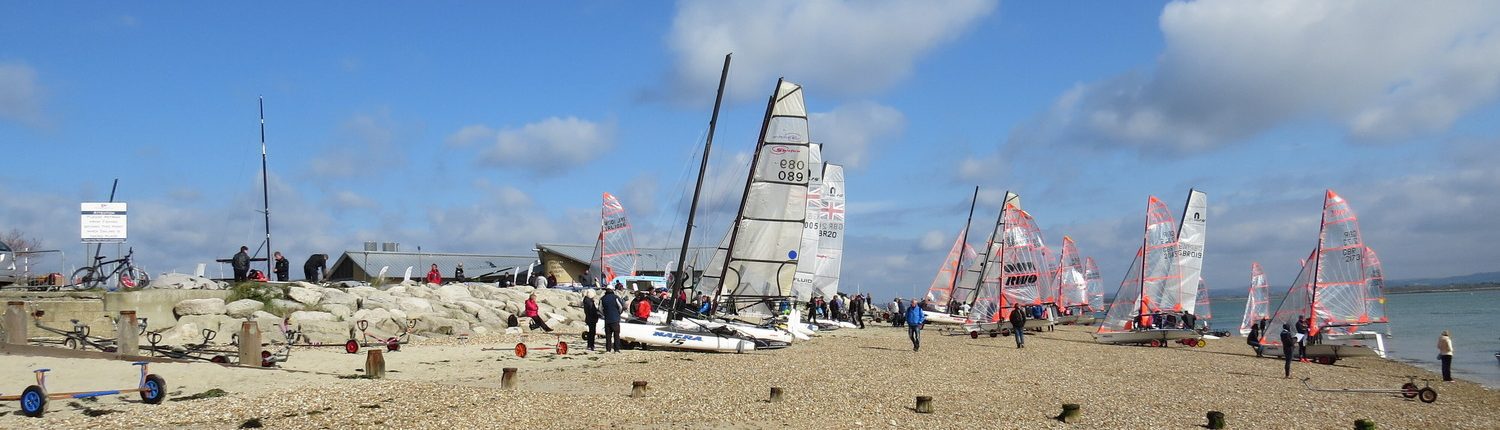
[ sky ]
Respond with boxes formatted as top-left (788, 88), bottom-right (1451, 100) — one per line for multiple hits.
top-left (3, 1), bottom-right (1499, 303)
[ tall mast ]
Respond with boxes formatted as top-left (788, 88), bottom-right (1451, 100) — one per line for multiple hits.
top-left (259, 96), bottom-right (272, 275)
top-left (947, 186), bottom-right (979, 301)
top-left (712, 77), bottom-right (782, 307)
top-left (1137, 198), bottom-right (1150, 323)
top-left (669, 53), bottom-right (731, 321)
top-left (966, 190), bottom-right (1008, 308)
top-left (1308, 190), bottom-right (1330, 334)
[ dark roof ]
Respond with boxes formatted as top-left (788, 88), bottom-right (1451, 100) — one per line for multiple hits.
top-left (329, 250), bottom-right (537, 279)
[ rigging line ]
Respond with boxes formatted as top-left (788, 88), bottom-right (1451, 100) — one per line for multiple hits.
top-left (658, 126), bottom-right (710, 249)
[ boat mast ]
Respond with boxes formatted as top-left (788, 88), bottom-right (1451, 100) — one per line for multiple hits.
top-left (948, 186), bottom-right (979, 303)
top-left (1137, 198), bottom-right (1150, 326)
top-left (1308, 190), bottom-right (1330, 334)
top-left (259, 96), bottom-right (272, 275)
top-left (669, 53), bottom-right (731, 321)
top-left (712, 77), bottom-right (782, 309)
top-left (965, 191), bottom-right (1007, 311)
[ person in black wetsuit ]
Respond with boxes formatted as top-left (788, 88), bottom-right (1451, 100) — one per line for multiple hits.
top-left (302, 253), bottom-right (328, 282)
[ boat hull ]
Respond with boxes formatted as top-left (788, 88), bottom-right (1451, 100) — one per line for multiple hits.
top-left (1093, 329), bottom-right (1201, 345)
top-left (602, 322), bottom-right (758, 353)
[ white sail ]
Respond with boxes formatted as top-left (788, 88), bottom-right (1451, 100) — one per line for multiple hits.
top-left (588, 192), bottom-right (639, 286)
top-left (812, 163), bottom-right (845, 299)
top-left (963, 192), bottom-right (1021, 324)
top-left (1097, 195), bottom-right (1182, 334)
top-left (699, 80), bottom-right (814, 315)
top-left (955, 191), bottom-right (1019, 307)
top-left (1238, 262), bottom-right (1270, 336)
top-left (791, 144), bottom-right (825, 301)
top-left (1056, 237), bottom-right (1089, 310)
top-left (1175, 189), bottom-right (1207, 315)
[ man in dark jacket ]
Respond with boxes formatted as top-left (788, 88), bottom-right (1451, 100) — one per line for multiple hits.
top-left (600, 288), bottom-right (623, 352)
top-left (303, 253), bottom-right (328, 282)
top-left (232, 246), bottom-right (250, 282)
top-left (1294, 316), bottom-right (1310, 361)
top-left (1246, 322), bottom-right (1264, 357)
top-left (272, 252), bottom-right (289, 282)
top-left (1280, 323), bottom-right (1296, 378)
top-left (850, 294), bottom-right (866, 329)
top-left (905, 299), bottom-right (926, 351)
top-left (1009, 303), bottom-right (1028, 348)
top-left (582, 289), bottom-right (601, 351)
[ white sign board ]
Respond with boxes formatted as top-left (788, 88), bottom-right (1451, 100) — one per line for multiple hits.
top-left (81, 202), bottom-right (127, 243)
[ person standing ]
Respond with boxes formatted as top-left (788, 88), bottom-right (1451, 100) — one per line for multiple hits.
top-left (1437, 330), bottom-right (1454, 382)
top-left (1280, 323), bottom-right (1296, 378)
top-left (806, 297), bottom-right (820, 324)
top-left (303, 253), bottom-right (328, 282)
top-left (601, 288), bottom-right (623, 352)
top-left (1294, 316), bottom-right (1310, 361)
top-left (582, 289), bottom-right (600, 351)
top-left (524, 292), bottom-right (553, 332)
top-left (1009, 303), bottom-right (1028, 348)
top-left (905, 299), bottom-right (926, 351)
top-left (272, 251), bottom-right (289, 282)
top-left (231, 246), bottom-right (250, 282)
top-left (425, 263), bottom-right (442, 285)
top-left (889, 298), bottom-right (904, 328)
top-left (454, 264), bottom-right (466, 282)
top-left (850, 294), bottom-right (866, 329)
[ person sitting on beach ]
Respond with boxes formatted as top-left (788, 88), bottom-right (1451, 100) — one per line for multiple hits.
top-left (454, 264), bottom-right (466, 282)
top-left (525, 292), bottom-right (553, 332)
top-left (1247, 322), bottom-right (1265, 357)
top-left (1280, 323), bottom-right (1296, 378)
top-left (426, 264), bottom-right (442, 285)
top-left (1009, 304), bottom-right (1028, 349)
top-left (632, 293), bottom-right (653, 322)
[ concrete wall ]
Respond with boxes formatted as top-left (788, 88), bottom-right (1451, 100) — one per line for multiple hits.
top-left (0, 289), bottom-right (231, 338)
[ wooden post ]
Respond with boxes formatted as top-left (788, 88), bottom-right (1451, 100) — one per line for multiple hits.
top-left (115, 311), bottom-right (139, 356)
top-left (1355, 419), bottom-right (1377, 430)
top-left (501, 367), bottom-right (517, 389)
top-left (1057, 403), bottom-right (1081, 423)
top-left (769, 387), bottom-right (783, 402)
top-left (914, 396), bottom-right (934, 414)
top-left (365, 349), bottom-right (385, 379)
top-left (237, 321), bottom-right (261, 367)
top-left (1207, 411), bottom-right (1225, 429)
top-left (5, 301), bottom-right (27, 345)
top-left (631, 380), bottom-right (648, 398)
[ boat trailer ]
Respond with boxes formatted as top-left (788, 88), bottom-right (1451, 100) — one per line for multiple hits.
top-left (1300, 376), bottom-right (1437, 403)
top-left (0, 361), bottom-right (166, 417)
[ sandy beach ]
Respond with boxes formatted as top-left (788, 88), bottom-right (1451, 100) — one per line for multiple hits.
top-left (0, 323), bottom-right (1495, 429)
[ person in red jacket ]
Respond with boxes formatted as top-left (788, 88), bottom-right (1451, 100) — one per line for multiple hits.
top-left (525, 292), bottom-right (553, 332)
top-left (425, 263), bottom-right (442, 284)
top-left (633, 293), bottom-right (653, 322)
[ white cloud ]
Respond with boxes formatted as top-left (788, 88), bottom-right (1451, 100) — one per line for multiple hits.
top-left (1039, 0), bottom-right (1500, 152)
top-left (309, 111), bottom-right (405, 178)
top-left (451, 117), bottom-right (614, 175)
top-left (0, 61), bottom-right (46, 127)
top-left (660, 0), bottom-right (997, 103)
top-left (810, 101), bottom-right (905, 168)
top-left (918, 229), bottom-right (948, 252)
top-left (330, 190), bottom-right (376, 210)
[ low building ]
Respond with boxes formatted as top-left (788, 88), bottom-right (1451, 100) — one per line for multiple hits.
top-left (534, 243), bottom-right (717, 287)
top-left (327, 250), bottom-right (537, 284)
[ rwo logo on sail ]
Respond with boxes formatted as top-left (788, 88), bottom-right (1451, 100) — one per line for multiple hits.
top-left (652, 331), bottom-right (704, 342)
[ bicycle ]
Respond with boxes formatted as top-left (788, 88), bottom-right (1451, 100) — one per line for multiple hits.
top-left (70, 247), bottom-right (150, 290)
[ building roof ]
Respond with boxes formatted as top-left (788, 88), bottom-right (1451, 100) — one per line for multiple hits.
top-left (535, 243), bottom-right (718, 272)
top-left (330, 250), bottom-right (537, 279)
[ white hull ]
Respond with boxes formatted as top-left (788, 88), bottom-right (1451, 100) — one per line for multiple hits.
top-left (1055, 314), bottom-right (1097, 325)
top-left (1268, 331), bottom-right (1387, 359)
top-left (684, 318), bottom-right (793, 344)
top-left (924, 313), bottom-right (966, 326)
top-left (614, 322), bottom-right (756, 353)
top-left (1093, 329), bottom-right (1201, 345)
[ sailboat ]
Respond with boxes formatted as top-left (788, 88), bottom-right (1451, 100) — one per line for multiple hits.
top-left (992, 201), bottom-right (1056, 332)
top-left (810, 163), bottom-right (846, 302)
top-left (1194, 280), bottom-right (1212, 329)
top-left (697, 78), bottom-right (816, 318)
top-left (922, 187), bottom-right (979, 326)
top-left (953, 191), bottom-right (1019, 337)
top-left (1257, 190), bottom-right (1389, 363)
top-left (588, 192), bottom-right (640, 287)
top-left (1238, 262), bottom-right (1270, 336)
top-left (1054, 237), bottom-right (1095, 325)
top-left (1094, 191), bottom-right (1208, 346)
top-left (790, 144), bottom-right (826, 303)
top-left (1083, 257), bottom-right (1105, 317)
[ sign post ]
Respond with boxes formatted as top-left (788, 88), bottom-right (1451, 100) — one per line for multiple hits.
top-left (80, 202), bottom-right (128, 244)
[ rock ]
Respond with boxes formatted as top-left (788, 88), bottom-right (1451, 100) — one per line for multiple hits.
top-left (360, 295), bottom-right (397, 311)
top-left (287, 286), bottom-right (324, 306)
top-left (321, 289), bottom-right (360, 308)
top-left (252, 310), bottom-right (280, 320)
top-left (386, 285), bottom-right (408, 296)
top-left (225, 299), bottom-right (264, 318)
top-left (345, 286), bottom-right (380, 298)
top-left (174, 298), bottom-right (227, 316)
top-left (168, 314), bottom-right (240, 344)
top-left (295, 320), bottom-right (352, 344)
top-left (471, 325), bottom-right (489, 335)
top-left (388, 308), bottom-right (409, 322)
top-left (397, 297), bottom-right (434, 313)
top-left (324, 304), bottom-right (353, 320)
top-left (291, 281), bottom-right (319, 289)
top-left (435, 284), bottom-right (474, 302)
top-left (334, 281), bottom-right (364, 289)
top-left (289, 311), bottom-right (338, 325)
top-left (406, 285), bottom-right (436, 300)
top-left (150, 273), bottom-right (220, 290)
top-left (269, 299), bottom-right (306, 314)
top-left (457, 301), bottom-right (505, 326)
top-left (413, 315), bottom-right (470, 336)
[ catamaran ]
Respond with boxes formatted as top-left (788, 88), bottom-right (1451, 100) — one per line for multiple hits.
top-left (1094, 190), bottom-right (1208, 346)
top-left (1238, 262), bottom-right (1271, 336)
top-left (1258, 190), bottom-right (1389, 363)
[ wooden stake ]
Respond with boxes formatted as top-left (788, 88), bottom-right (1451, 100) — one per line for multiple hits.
top-left (1207, 411), bottom-right (1225, 429)
top-left (4, 302), bottom-right (26, 345)
top-left (365, 349), bottom-right (385, 379)
top-left (115, 311), bottom-right (138, 356)
top-left (769, 387), bottom-right (783, 402)
top-left (631, 380), bottom-right (648, 398)
top-left (914, 396), bottom-right (934, 414)
top-left (237, 321), bottom-right (261, 367)
top-left (501, 367), bottom-right (517, 389)
top-left (1057, 403), bottom-right (1081, 423)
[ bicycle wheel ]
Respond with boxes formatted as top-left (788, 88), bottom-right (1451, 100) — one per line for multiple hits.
top-left (71, 266), bottom-right (100, 290)
top-left (119, 266), bottom-right (149, 289)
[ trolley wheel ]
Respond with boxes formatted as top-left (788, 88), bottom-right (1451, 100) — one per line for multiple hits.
top-left (64, 337), bottom-right (81, 350)
top-left (988, 331), bottom-right (998, 338)
top-left (514, 343), bottom-right (528, 358)
top-left (557, 341), bottom-right (568, 355)
top-left (1196, 339), bottom-right (1207, 348)
top-left (386, 338), bottom-right (401, 352)
top-left (1418, 387), bottom-right (1437, 403)
top-left (20, 385), bottom-right (46, 417)
top-left (1401, 382), bottom-right (1419, 398)
top-left (210, 355), bottom-right (228, 364)
top-left (344, 340), bottom-right (359, 354)
top-left (261, 350), bottom-right (274, 367)
top-left (969, 331), bottom-right (979, 339)
top-left (1149, 339), bottom-right (1162, 348)
top-left (141, 374), bottom-right (166, 404)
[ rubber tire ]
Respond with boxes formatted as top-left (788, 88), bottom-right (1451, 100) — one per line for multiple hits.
top-left (1197, 339), bottom-right (1207, 348)
top-left (515, 343), bottom-right (528, 358)
top-left (20, 385), bottom-right (46, 417)
top-left (71, 267), bottom-right (99, 290)
top-left (210, 355), bottom-right (228, 364)
top-left (1418, 387), bottom-right (1437, 403)
top-left (1149, 339), bottom-right (1162, 348)
top-left (556, 342), bottom-right (568, 355)
top-left (386, 338), bottom-right (400, 352)
top-left (1401, 383), bottom-right (1419, 398)
top-left (969, 331), bottom-right (979, 339)
top-left (989, 331), bottom-right (998, 338)
top-left (64, 337), bottom-right (81, 350)
top-left (344, 340), bottom-right (359, 354)
top-left (141, 374), bottom-right (166, 404)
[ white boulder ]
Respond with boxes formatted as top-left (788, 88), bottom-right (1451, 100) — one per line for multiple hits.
top-left (174, 298), bottom-right (226, 316)
top-left (287, 286), bottom-right (324, 306)
top-left (225, 299), bottom-right (264, 318)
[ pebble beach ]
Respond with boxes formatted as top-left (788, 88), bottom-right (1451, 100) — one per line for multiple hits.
top-left (1, 322), bottom-right (1496, 429)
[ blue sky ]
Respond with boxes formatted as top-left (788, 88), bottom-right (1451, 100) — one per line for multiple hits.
top-left (3, 1), bottom-right (1499, 303)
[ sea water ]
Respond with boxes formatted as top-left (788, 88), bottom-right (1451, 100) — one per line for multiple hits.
top-left (1206, 289), bottom-right (1500, 388)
